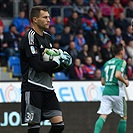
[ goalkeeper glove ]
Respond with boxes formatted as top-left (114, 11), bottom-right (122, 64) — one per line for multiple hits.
top-left (60, 50), bottom-right (72, 68)
top-left (43, 48), bottom-right (61, 66)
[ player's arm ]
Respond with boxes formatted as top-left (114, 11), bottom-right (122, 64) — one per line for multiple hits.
top-left (115, 60), bottom-right (129, 87)
top-left (29, 55), bottom-right (58, 73)
top-left (101, 77), bottom-right (105, 85)
top-left (21, 35), bottom-right (59, 73)
top-left (51, 65), bottom-right (65, 73)
top-left (115, 71), bottom-right (129, 87)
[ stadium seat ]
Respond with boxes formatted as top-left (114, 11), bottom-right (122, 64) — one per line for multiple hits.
top-left (12, 62), bottom-right (21, 77)
top-left (8, 56), bottom-right (20, 69)
top-left (54, 72), bottom-right (69, 80)
top-left (8, 56), bottom-right (22, 77)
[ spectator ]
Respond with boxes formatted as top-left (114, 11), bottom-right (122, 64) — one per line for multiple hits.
top-left (89, 44), bottom-right (103, 68)
top-left (74, 29), bottom-right (86, 52)
top-left (99, 28), bottom-right (110, 47)
top-left (20, 26), bottom-right (30, 36)
top-left (12, 10), bottom-right (30, 34)
top-left (114, 12), bottom-right (130, 33)
top-left (126, 40), bottom-right (133, 60)
top-left (0, 19), bottom-right (4, 27)
top-left (123, 25), bottom-right (133, 44)
top-left (101, 40), bottom-right (113, 63)
top-left (33, 0), bottom-right (43, 6)
top-left (126, 0), bottom-right (133, 18)
top-left (19, 1), bottom-right (29, 18)
top-left (0, 25), bottom-right (14, 63)
top-left (121, 0), bottom-right (129, 7)
top-left (78, 44), bottom-right (91, 64)
top-left (69, 58), bottom-right (85, 80)
top-left (55, 16), bottom-right (64, 35)
top-left (72, 0), bottom-right (88, 16)
top-left (48, 25), bottom-right (57, 41)
top-left (60, 0), bottom-right (71, 5)
top-left (110, 27), bottom-right (124, 44)
top-left (96, 10), bottom-right (106, 32)
top-left (60, 0), bottom-right (72, 17)
top-left (59, 25), bottom-right (73, 50)
top-left (82, 9), bottom-right (98, 32)
top-left (111, 0), bottom-right (124, 19)
top-left (53, 40), bottom-right (60, 49)
top-left (67, 11), bottom-right (82, 34)
top-left (82, 9), bottom-right (99, 47)
top-left (106, 19), bottom-right (116, 38)
top-left (5, 24), bottom-right (21, 55)
top-left (66, 41), bottom-right (79, 61)
top-left (88, 0), bottom-right (99, 16)
top-left (0, 0), bottom-right (13, 17)
top-left (98, 0), bottom-right (112, 18)
top-left (82, 56), bottom-right (96, 79)
top-left (47, 0), bottom-right (61, 17)
top-left (94, 68), bottom-right (102, 80)
top-left (126, 57), bottom-right (133, 79)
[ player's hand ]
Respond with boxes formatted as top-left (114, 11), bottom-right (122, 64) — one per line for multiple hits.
top-left (43, 48), bottom-right (61, 66)
top-left (125, 79), bottom-right (129, 87)
top-left (60, 50), bottom-right (72, 68)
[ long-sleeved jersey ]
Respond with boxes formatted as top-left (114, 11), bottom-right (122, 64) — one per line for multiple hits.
top-left (20, 28), bottom-right (58, 92)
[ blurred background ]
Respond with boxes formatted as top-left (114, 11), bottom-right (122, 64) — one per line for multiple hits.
top-left (0, 0), bottom-right (133, 133)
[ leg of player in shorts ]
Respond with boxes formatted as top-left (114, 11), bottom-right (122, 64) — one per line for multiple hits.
top-left (94, 96), bottom-right (127, 133)
top-left (112, 96), bottom-right (127, 133)
top-left (42, 91), bottom-right (64, 133)
top-left (21, 91), bottom-right (64, 133)
top-left (94, 96), bottom-right (111, 133)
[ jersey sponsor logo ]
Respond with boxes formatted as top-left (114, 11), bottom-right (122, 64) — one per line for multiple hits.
top-left (30, 46), bottom-right (37, 54)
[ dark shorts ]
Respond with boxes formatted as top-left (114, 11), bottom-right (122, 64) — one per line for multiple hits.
top-left (21, 90), bottom-right (62, 124)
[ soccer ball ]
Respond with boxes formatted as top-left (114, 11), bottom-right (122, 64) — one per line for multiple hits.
top-left (42, 48), bottom-right (60, 62)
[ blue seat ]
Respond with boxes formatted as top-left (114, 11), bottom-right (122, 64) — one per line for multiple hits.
top-left (54, 72), bottom-right (69, 80)
top-left (8, 56), bottom-right (22, 77)
top-left (12, 62), bottom-right (22, 77)
top-left (8, 56), bottom-right (20, 69)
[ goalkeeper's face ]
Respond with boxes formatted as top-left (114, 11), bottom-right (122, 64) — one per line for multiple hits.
top-left (36, 10), bottom-right (50, 30)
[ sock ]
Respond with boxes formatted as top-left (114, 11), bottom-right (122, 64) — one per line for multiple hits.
top-left (94, 117), bottom-right (105, 133)
top-left (117, 119), bottom-right (127, 133)
top-left (49, 121), bottom-right (64, 133)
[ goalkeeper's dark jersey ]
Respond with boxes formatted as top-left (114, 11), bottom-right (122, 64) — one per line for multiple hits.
top-left (20, 28), bottom-right (55, 92)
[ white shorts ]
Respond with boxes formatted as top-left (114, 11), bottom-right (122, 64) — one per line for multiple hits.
top-left (97, 95), bottom-right (127, 117)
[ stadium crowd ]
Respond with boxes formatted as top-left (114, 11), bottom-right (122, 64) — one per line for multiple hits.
top-left (0, 0), bottom-right (133, 80)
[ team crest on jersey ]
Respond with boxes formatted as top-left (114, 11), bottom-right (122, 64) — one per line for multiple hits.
top-left (30, 46), bottom-right (37, 54)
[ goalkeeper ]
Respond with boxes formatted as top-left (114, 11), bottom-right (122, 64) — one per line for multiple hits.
top-left (19, 6), bottom-right (72, 133)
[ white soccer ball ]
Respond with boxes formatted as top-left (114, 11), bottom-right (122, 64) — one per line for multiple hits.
top-left (42, 48), bottom-right (60, 61)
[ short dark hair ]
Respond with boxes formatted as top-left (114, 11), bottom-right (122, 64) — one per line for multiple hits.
top-left (29, 6), bottom-right (48, 22)
top-left (112, 43), bottom-right (124, 55)
top-left (9, 24), bottom-right (16, 30)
